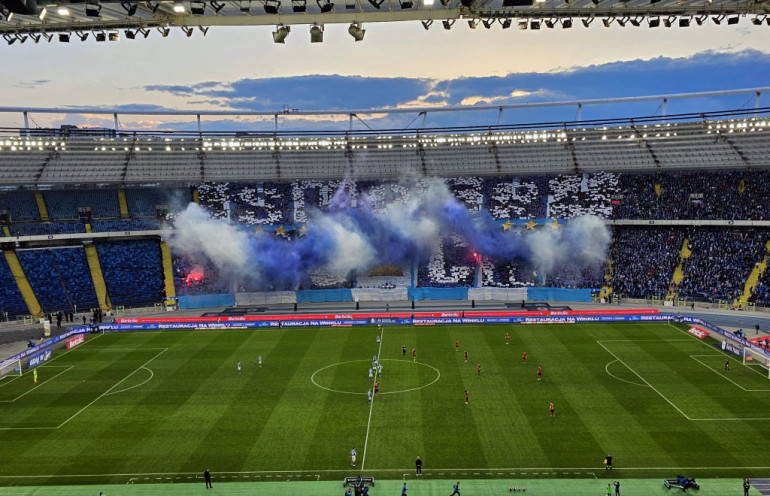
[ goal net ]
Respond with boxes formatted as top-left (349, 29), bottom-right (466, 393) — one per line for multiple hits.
top-left (743, 346), bottom-right (770, 379)
top-left (0, 359), bottom-right (22, 380)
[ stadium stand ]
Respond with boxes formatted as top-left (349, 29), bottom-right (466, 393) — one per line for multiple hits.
top-left (51, 247), bottom-right (100, 312)
top-left (9, 222), bottom-right (85, 236)
top-left (16, 249), bottom-right (72, 313)
top-left (0, 190), bottom-right (40, 221)
top-left (96, 240), bottom-right (164, 308)
top-left (91, 219), bottom-right (163, 232)
top-left (0, 253), bottom-right (29, 319)
top-left (125, 188), bottom-right (187, 217)
top-left (42, 189), bottom-right (121, 220)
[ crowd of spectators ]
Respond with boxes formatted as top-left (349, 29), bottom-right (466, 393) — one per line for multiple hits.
top-left (418, 235), bottom-right (475, 287)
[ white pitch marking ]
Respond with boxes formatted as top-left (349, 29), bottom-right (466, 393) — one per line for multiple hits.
top-left (689, 355), bottom-right (770, 392)
top-left (604, 360), bottom-right (648, 387)
top-left (0, 366), bottom-right (73, 401)
top-left (361, 327), bottom-right (384, 471)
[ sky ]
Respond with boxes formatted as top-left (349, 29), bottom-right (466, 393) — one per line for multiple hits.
top-left (0, 20), bottom-right (769, 130)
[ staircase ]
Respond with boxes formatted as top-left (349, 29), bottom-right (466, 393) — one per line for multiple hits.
top-left (735, 239), bottom-right (770, 307)
top-left (34, 192), bottom-right (49, 221)
top-left (2, 226), bottom-right (9, 237)
top-left (3, 250), bottom-right (42, 317)
top-left (600, 259), bottom-right (613, 299)
top-left (192, 188), bottom-right (200, 204)
top-left (160, 241), bottom-right (177, 304)
top-left (118, 189), bottom-right (129, 219)
top-left (667, 238), bottom-right (691, 301)
top-left (83, 242), bottom-right (111, 311)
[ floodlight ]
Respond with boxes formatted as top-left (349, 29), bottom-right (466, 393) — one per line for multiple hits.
top-left (561, 18), bottom-right (572, 28)
top-left (467, 19), bottom-right (478, 28)
top-left (42, 33), bottom-right (53, 42)
top-left (85, 2), bottom-right (102, 17)
top-left (679, 16), bottom-right (690, 27)
top-left (310, 23), bottom-right (323, 42)
top-left (0, 5), bottom-right (12, 21)
top-left (711, 14), bottom-right (724, 24)
top-left (157, 26), bottom-right (170, 36)
top-left (751, 16), bottom-right (765, 25)
top-left (482, 18), bottom-right (493, 29)
top-left (647, 16), bottom-right (659, 27)
top-left (517, 20), bottom-right (528, 30)
top-left (423, 0), bottom-right (434, 5)
top-left (95, 31), bottom-right (106, 41)
top-left (198, 26), bottom-right (209, 35)
top-left (544, 18), bottom-right (555, 28)
top-left (57, 6), bottom-right (70, 15)
top-left (317, 0), bottom-right (334, 12)
top-left (182, 26), bottom-right (194, 36)
top-left (530, 19), bottom-right (540, 29)
top-left (582, 17), bottom-right (593, 27)
top-left (240, 0), bottom-right (252, 11)
top-left (3, 34), bottom-right (15, 45)
top-left (422, 19), bottom-right (433, 29)
top-left (16, 34), bottom-right (27, 43)
top-left (211, 0), bottom-right (226, 12)
top-left (30, 33), bottom-right (41, 43)
top-left (125, 29), bottom-right (137, 39)
top-left (108, 30), bottom-right (120, 41)
top-left (694, 15), bottom-right (706, 25)
top-left (348, 21), bottom-right (365, 40)
top-left (292, 0), bottom-right (306, 11)
top-left (727, 15), bottom-right (739, 25)
top-left (501, 18), bottom-right (512, 28)
top-left (263, 0), bottom-right (280, 13)
top-left (399, 0), bottom-right (413, 7)
top-left (121, 1), bottom-right (138, 15)
top-left (442, 19), bottom-right (455, 29)
top-left (145, 1), bottom-right (160, 13)
top-left (602, 17), bottom-right (613, 27)
top-left (272, 24), bottom-right (289, 42)
top-left (630, 17), bottom-right (641, 26)
top-left (616, 17), bottom-right (627, 26)
top-left (439, 0), bottom-right (450, 5)
top-left (368, 0), bottom-right (384, 8)
top-left (173, 2), bottom-right (185, 11)
top-left (191, 1), bottom-right (205, 14)
top-left (138, 28), bottom-right (150, 37)
top-left (76, 31), bottom-right (89, 41)
top-left (38, 8), bottom-right (47, 20)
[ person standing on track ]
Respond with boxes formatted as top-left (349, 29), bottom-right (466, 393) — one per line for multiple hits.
top-left (204, 468), bottom-right (212, 489)
top-left (415, 456), bottom-right (422, 476)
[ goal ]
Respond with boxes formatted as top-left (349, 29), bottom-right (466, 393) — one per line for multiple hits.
top-left (0, 358), bottom-right (22, 380)
top-left (743, 346), bottom-right (770, 379)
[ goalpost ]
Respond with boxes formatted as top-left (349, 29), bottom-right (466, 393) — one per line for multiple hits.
top-left (743, 346), bottom-right (770, 379)
top-left (0, 359), bottom-right (22, 380)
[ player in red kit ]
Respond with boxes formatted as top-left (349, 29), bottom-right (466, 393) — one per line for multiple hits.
top-left (464, 350), bottom-right (468, 363)
top-left (412, 348), bottom-right (417, 361)
top-left (374, 381), bottom-right (379, 395)
top-left (537, 365), bottom-right (542, 381)
top-left (455, 340), bottom-right (459, 351)
top-left (465, 390), bottom-right (469, 404)
top-left (477, 363), bottom-right (481, 376)
top-left (505, 332), bottom-right (510, 345)
top-left (522, 352), bottom-right (527, 364)
top-left (549, 402), bottom-right (555, 417)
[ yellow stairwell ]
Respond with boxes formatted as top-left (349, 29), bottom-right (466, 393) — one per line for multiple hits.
top-left (83, 233), bottom-right (111, 311)
top-left (667, 238), bottom-right (691, 301)
top-left (118, 189), bottom-right (129, 219)
top-left (600, 259), bottom-right (613, 299)
top-left (192, 188), bottom-right (200, 204)
top-left (160, 241), bottom-right (177, 304)
top-left (34, 192), bottom-right (49, 222)
top-left (3, 250), bottom-right (42, 317)
top-left (2, 226), bottom-right (9, 237)
top-left (736, 239), bottom-right (770, 306)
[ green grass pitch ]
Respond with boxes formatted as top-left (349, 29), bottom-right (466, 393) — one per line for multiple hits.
top-left (1, 322), bottom-right (769, 486)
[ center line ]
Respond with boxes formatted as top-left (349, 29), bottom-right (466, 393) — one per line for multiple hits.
top-left (361, 326), bottom-right (384, 470)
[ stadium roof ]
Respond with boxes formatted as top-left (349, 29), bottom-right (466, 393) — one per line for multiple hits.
top-left (0, 0), bottom-right (768, 42)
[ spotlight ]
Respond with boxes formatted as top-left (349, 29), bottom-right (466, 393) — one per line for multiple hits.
top-left (544, 18), bottom-right (555, 28)
top-left (211, 0), bottom-right (226, 12)
top-left (317, 0), bottom-right (334, 12)
top-left (95, 31), bottom-right (106, 41)
top-left (442, 19), bottom-right (455, 29)
top-left (467, 19), bottom-right (478, 28)
top-left (173, 2), bottom-right (185, 11)
top-left (42, 33), bottom-right (53, 42)
top-left (198, 26), bottom-right (209, 35)
top-left (616, 16), bottom-right (627, 26)
top-left (181, 26), bottom-right (194, 36)
top-left (582, 17), bottom-right (593, 27)
top-left (695, 14), bottom-right (706, 25)
top-left (139, 27), bottom-right (151, 37)
top-left (157, 26), bottom-right (170, 36)
top-left (679, 16), bottom-right (690, 27)
top-left (530, 19), bottom-right (540, 29)
top-left (121, 1), bottom-right (138, 15)
top-left (439, 0), bottom-right (450, 5)
top-left (125, 29), bottom-right (137, 39)
top-left (272, 24), bottom-right (289, 42)
top-left (647, 16), bottom-right (659, 27)
top-left (85, 2), bottom-right (102, 17)
top-left (1, 7), bottom-right (12, 21)
top-left (517, 20), bottom-right (527, 29)
top-left (348, 21), bottom-right (365, 40)
top-left (292, 0), bottom-right (306, 11)
top-left (30, 33), bottom-right (41, 43)
top-left (500, 18), bottom-right (512, 28)
top-left (145, 1), bottom-right (160, 12)
top-left (422, 19), bottom-right (433, 29)
top-left (57, 6), bottom-right (70, 15)
top-left (711, 14), bottom-right (724, 25)
top-left (263, 0), bottom-right (280, 13)
top-left (751, 16), bottom-right (763, 25)
top-left (629, 17), bottom-right (640, 26)
top-left (240, 0), bottom-right (252, 11)
top-left (399, 0), bottom-right (413, 7)
top-left (16, 34), bottom-right (27, 43)
top-left (76, 31), bottom-right (89, 41)
top-left (727, 15), bottom-right (739, 25)
top-left (3, 34), bottom-right (15, 45)
top-left (368, 0), bottom-right (384, 8)
top-left (108, 30), bottom-right (120, 41)
top-left (38, 8), bottom-right (47, 20)
top-left (602, 17), bottom-right (613, 27)
top-left (424, 0), bottom-right (434, 5)
top-left (561, 18), bottom-right (572, 28)
top-left (191, 1), bottom-right (206, 14)
top-left (310, 23), bottom-right (323, 42)
top-left (482, 18), bottom-right (493, 29)
top-left (663, 15), bottom-right (675, 27)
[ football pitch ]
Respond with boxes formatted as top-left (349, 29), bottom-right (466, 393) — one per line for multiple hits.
top-left (1, 321), bottom-right (769, 486)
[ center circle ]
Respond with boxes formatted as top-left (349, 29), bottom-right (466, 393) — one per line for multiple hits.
top-left (310, 358), bottom-right (440, 395)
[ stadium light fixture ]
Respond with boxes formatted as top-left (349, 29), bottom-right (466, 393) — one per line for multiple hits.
top-left (3, 34), bottom-right (16, 45)
top-left (348, 21), bottom-right (365, 40)
top-left (711, 14), bottom-right (724, 24)
top-left (399, 0), bottom-right (413, 8)
top-left (561, 18), bottom-right (572, 28)
top-left (191, 1), bottom-right (206, 14)
top-left (121, 1), bottom-right (138, 15)
top-left (530, 19), bottom-right (540, 29)
top-left (42, 33), bottom-right (53, 42)
top-left (292, 0), bottom-right (306, 11)
top-left (629, 17), bottom-right (640, 26)
top-left (272, 23), bottom-right (289, 42)
top-left (602, 17), bottom-right (613, 27)
top-left (467, 19), bottom-right (478, 28)
top-left (125, 29), bottom-right (137, 38)
top-left (16, 34), bottom-right (28, 43)
top-left (145, 1), bottom-right (160, 13)
top-left (517, 20), bottom-right (527, 29)
top-left (317, 0), bottom-right (334, 12)
top-left (30, 33), bottom-right (41, 43)
top-left (86, 2), bottom-right (102, 17)
top-left (173, 2), bottom-right (185, 12)
top-left (181, 26), bottom-right (194, 36)
top-left (727, 15), bottom-right (739, 25)
top-left (439, 0), bottom-right (450, 6)
top-left (240, 0), bottom-right (252, 12)
top-left (500, 17), bottom-right (512, 28)
top-left (751, 15), bottom-right (765, 25)
top-left (76, 31), bottom-right (89, 41)
top-left (95, 31), bottom-right (106, 41)
top-left (442, 19), bottom-right (455, 29)
top-left (198, 25), bottom-right (209, 35)
top-left (647, 16), bottom-right (659, 27)
top-left (310, 23), bottom-right (323, 42)
top-left (211, 0), bottom-right (226, 12)
top-left (679, 16), bottom-right (690, 27)
top-left (482, 18), bottom-right (493, 29)
top-left (544, 18), bottom-right (555, 28)
top-left (422, 19), bottom-right (433, 29)
top-left (368, 0), bottom-right (384, 8)
top-left (616, 16), bottom-right (627, 26)
top-left (38, 7), bottom-right (47, 20)
top-left (423, 0), bottom-right (434, 5)
top-left (694, 14), bottom-right (706, 25)
top-left (138, 27), bottom-right (150, 37)
top-left (582, 17), bottom-right (593, 27)
top-left (157, 26), bottom-right (170, 36)
top-left (663, 15), bottom-right (674, 27)
top-left (108, 30), bottom-right (120, 41)
top-left (57, 6), bottom-right (70, 15)
top-left (0, 5), bottom-right (12, 21)
top-left (263, 0), bottom-right (280, 13)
